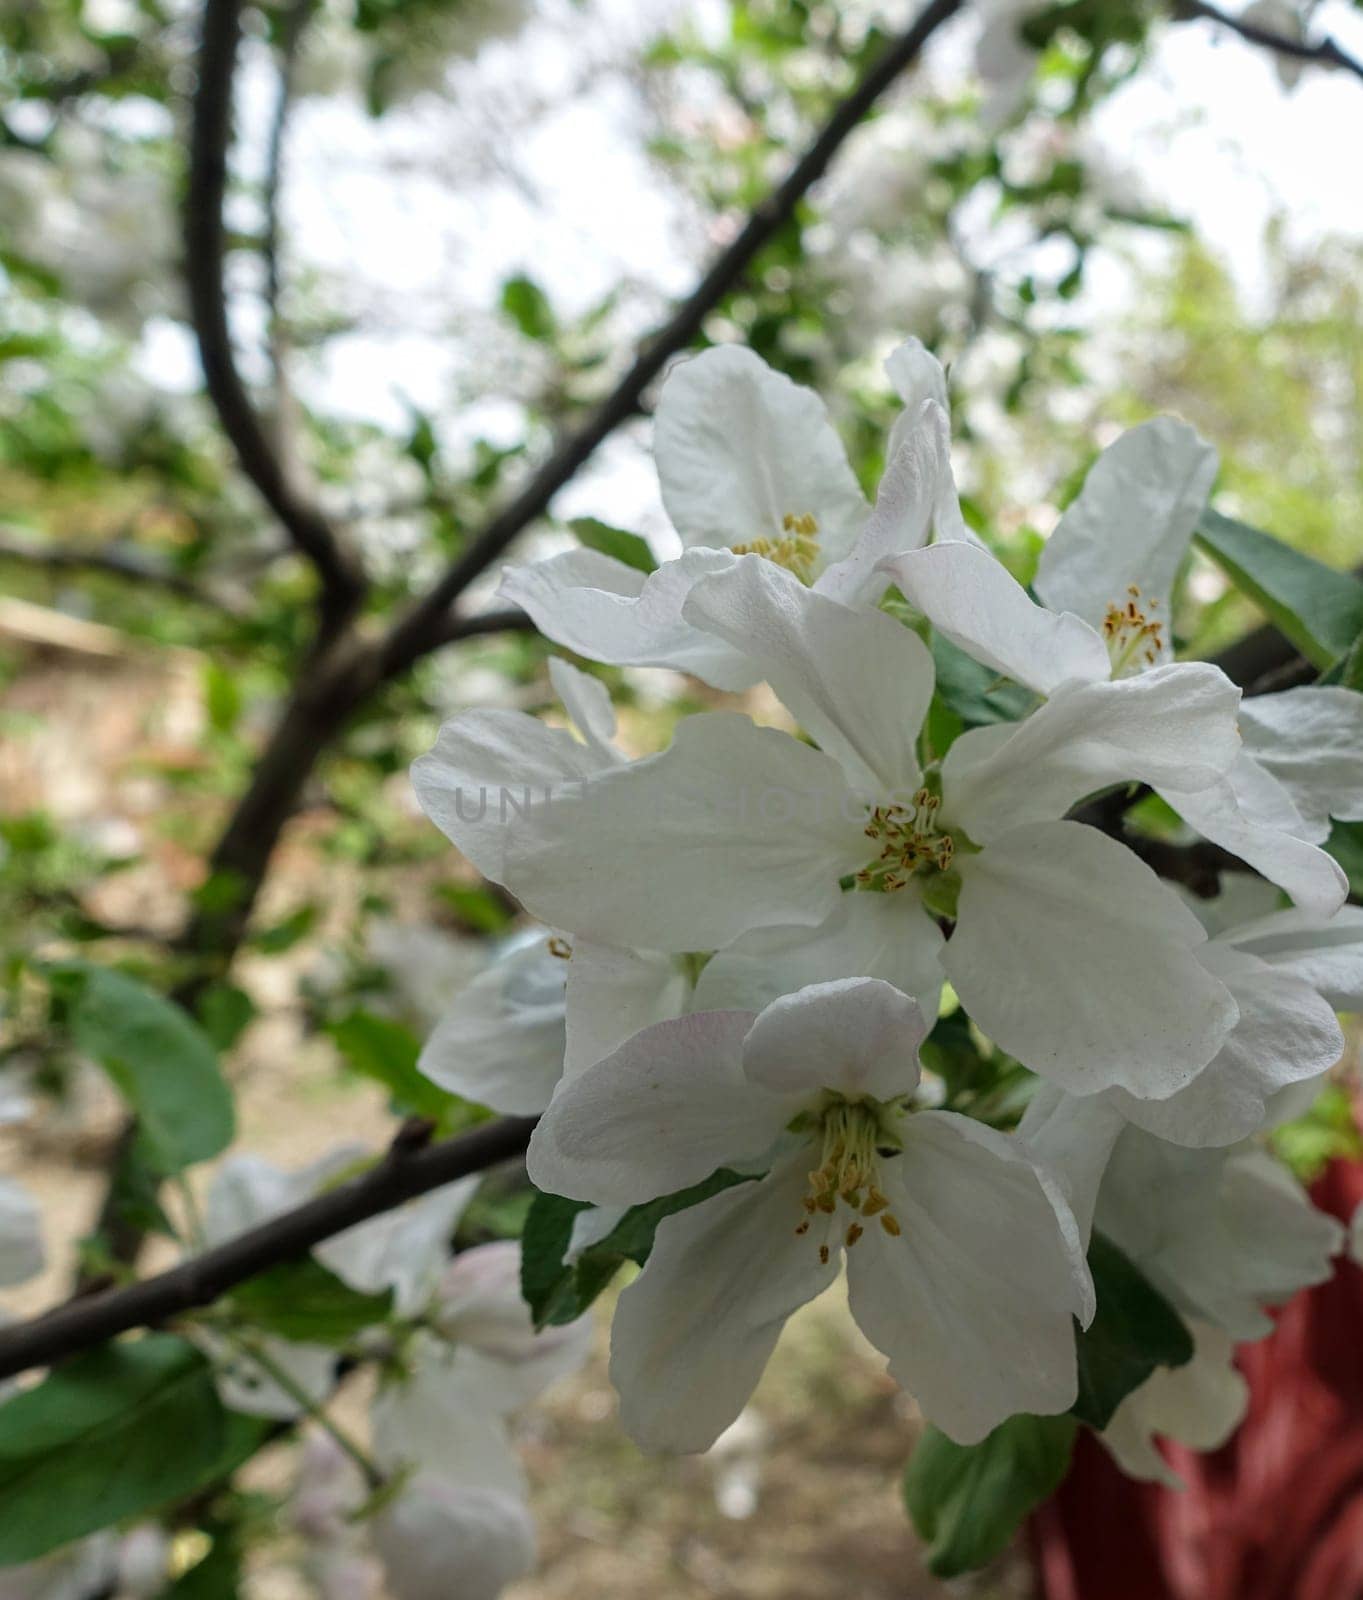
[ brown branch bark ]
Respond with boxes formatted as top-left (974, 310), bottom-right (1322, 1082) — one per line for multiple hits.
top-left (0, 530), bottom-right (245, 617)
top-left (375, 0), bottom-right (966, 678)
top-left (1175, 0), bottom-right (1363, 85)
top-left (186, 0), bottom-right (366, 636)
top-left (0, 1117), bottom-right (536, 1381)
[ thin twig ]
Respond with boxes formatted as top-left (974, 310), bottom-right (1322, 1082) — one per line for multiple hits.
top-left (0, 529), bottom-right (248, 618)
top-left (0, 1116), bottom-right (536, 1381)
top-left (186, 0), bottom-right (366, 632)
top-left (1175, 0), bottom-right (1363, 84)
top-left (375, 0), bottom-right (965, 677)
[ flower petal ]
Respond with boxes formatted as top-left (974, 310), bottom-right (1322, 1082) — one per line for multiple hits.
top-left (739, 977), bottom-right (926, 1101)
top-left (609, 1152), bottom-right (838, 1453)
top-left (1238, 685), bottom-right (1363, 832)
top-left (1034, 417), bottom-right (1218, 645)
top-left (562, 939), bottom-right (693, 1080)
top-left (1101, 943), bottom-right (1344, 1147)
top-left (942, 664), bottom-right (1242, 843)
top-left (653, 345), bottom-right (868, 562)
top-left (845, 1112), bottom-right (1090, 1444)
top-left (1159, 753), bottom-right (1348, 916)
top-left (503, 711), bottom-right (865, 952)
top-left (694, 890), bottom-right (944, 1022)
top-left (411, 708), bottom-right (607, 884)
top-left (879, 541), bottom-right (1110, 697)
top-left (526, 1009), bottom-right (792, 1207)
top-left (1016, 1084), bottom-right (1126, 1248)
top-left (373, 1477), bottom-right (537, 1600)
top-left (316, 1180), bottom-right (479, 1317)
top-left (547, 657), bottom-right (620, 763)
top-left (498, 546), bottom-right (760, 691)
top-left (1218, 902), bottom-right (1363, 1011)
top-left (683, 556), bottom-right (932, 797)
top-left (419, 933), bottom-right (567, 1116)
top-left (947, 821), bottom-right (1239, 1096)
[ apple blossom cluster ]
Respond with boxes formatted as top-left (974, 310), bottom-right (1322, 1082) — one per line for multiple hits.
top-left (411, 337), bottom-right (1363, 1480)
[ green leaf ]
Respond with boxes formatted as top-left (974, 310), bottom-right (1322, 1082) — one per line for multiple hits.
top-left (227, 1258), bottom-right (392, 1345)
top-left (197, 983), bottom-right (257, 1053)
top-left (0, 1336), bottom-right (230, 1564)
top-left (1325, 819), bottom-right (1363, 898)
top-left (570, 517), bottom-right (657, 574)
top-left (435, 882), bottom-right (515, 935)
top-left (500, 274), bottom-right (556, 341)
top-left (50, 962), bottom-right (234, 1174)
top-left (326, 1008), bottom-right (463, 1125)
top-left (904, 1413), bottom-right (1077, 1577)
top-left (1071, 1231), bottom-right (1193, 1429)
top-left (931, 634), bottom-right (1036, 733)
top-left (522, 1169), bottom-right (756, 1329)
top-left (1195, 509), bottom-right (1363, 669)
top-left (250, 904), bottom-right (317, 954)
top-left (202, 660), bottom-right (242, 736)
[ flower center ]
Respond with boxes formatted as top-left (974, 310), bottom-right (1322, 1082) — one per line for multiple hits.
top-left (856, 790), bottom-right (955, 893)
top-left (794, 1094), bottom-right (905, 1262)
top-left (1102, 584), bottom-right (1165, 677)
top-left (732, 512), bottom-right (821, 584)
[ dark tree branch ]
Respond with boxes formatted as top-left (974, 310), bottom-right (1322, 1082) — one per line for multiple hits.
top-left (375, 0), bottom-right (965, 678)
top-left (1175, 0), bottom-right (1363, 85)
top-left (0, 530), bottom-right (246, 617)
top-left (429, 605), bottom-right (538, 648)
top-left (186, 0), bottom-right (366, 634)
top-left (0, 1116), bottom-right (537, 1381)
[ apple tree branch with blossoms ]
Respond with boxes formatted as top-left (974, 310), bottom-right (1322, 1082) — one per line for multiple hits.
top-left (2, 0), bottom-right (1363, 1594)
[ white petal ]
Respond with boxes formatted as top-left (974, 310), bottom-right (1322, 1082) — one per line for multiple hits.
top-left (205, 1331), bottom-right (335, 1420)
top-left (503, 711), bottom-right (865, 952)
top-left (653, 345), bottom-right (868, 562)
top-left (739, 977), bottom-right (926, 1102)
top-left (1218, 902), bottom-right (1363, 1011)
top-left (0, 1177), bottom-right (44, 1287)
top-left (845, 1112), bottom-right (1090, 1444)
top-left (411, 708), bottom-right (607, 884)
top-left (497, 546), bottom-right (760, 691)
top-left (315, 1180), bottom-right (478, 1316)
top-left (1101, 943), bottom-right (1343, 1147)
top-left (942, 664), bottom-right (1242, 843)
top-left (947, 821), bottom-right (1239, 1096)
top-left (1096, 1133), bottom-right (1343, 1341)
top-left (1160, 753), bottom-right (1348, 916)
top-left (371, 1339), bottom-right (527, 1498)
top-left (1101, 1321), bottom-right (1247, 1489)
top-left (526, 1009), bottom-right (791, 1206)
top-left (562, 939), bottom-right (692, 1080)
top-left (547, 657), bottom-right (620, 763)
top-left (683, 556), bottom-right (931, 797)
top-left (694, 891), bottom-right (944, 1021)
top-left (880, 541), bottom-right (1109, 696)
top-left (1016, 1084), bottom-right (1126, 1248)
top-left (609, 1152), bottom-right (838, 1453)
top-left (373, 1477), bottom-right (536, 1600)
top-left (1239, 685), bottom-right (1363, 832)
top-left (1035, 417), bottom-right (1219, 642)
top-left (419, 933), bottom-right (567, 1116)
top-left (815, 401), bottom-right (962, 607)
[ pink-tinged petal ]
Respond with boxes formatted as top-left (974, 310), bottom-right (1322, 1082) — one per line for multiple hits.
top-left (942, 664), bottom-right (1242, 844)
top-left (946, 821), bottom-right (1239, 1097)
top-left (1035, 417), bottom-right (1218, 645)
top-left (609, 1153), bottom-right (839, 1453)
top-left (503, 711), bottom-right (865, 952)
top-left (653, 345), bottom-right (868, 563)
top-left (527, 1010), bottom-right (793, 1207)
top-left (498, 546), bottom-right (760, 691)
top-left (845, 1112), bottom-right (1090, 1444)
top-left (740, 978), bottom-right (926, 1102)
top-left (879, 541), bottom-right (1109, 697)
top-left (684, 556), bottom-right (932, 797)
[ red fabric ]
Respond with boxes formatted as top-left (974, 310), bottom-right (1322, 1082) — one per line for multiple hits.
top-left (1031, 1158), bottom-right (1363, 1600)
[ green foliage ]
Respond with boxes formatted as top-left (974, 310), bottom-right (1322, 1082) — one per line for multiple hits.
top-left (1071, 1232), bottom-right (1194, 1430)
top-left (1196, 509), bottom-right (1363, 669)
top-left (0, 1336), bottom-right (262, 1565)
top-left (500, 275), bottom-right (557, 342)
top-left (227, 1259), bottom-right (393, 1345)
top-left (521, 1169), bottom-right (755, 1329)
top-left (48, 962), bottom-right (234, 1175)
top-left (904, 1414), bottom-right (1077, 1578)
top-left (326, 1008), bottom-right (474, 1129)
top-left (1272, 1081), bottom-right (1363, 1181)
top-left (570, 517), bottom-right (658, 574)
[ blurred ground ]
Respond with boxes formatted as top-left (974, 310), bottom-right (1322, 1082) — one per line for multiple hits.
top-left (0, 609), bottom-right (1030, 1598)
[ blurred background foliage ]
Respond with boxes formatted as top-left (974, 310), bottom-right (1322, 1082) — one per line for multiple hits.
top-left (2, 0), bottom-right (1363, 1593)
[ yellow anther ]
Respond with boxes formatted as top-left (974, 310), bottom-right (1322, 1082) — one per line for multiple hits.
top-left (861, 1188), bottom-right (889, 1217)
top-left (819, 1244), bottom-right (830, 1266)
top-left (547, 935), bottom-right (573, 960)
top-left (880, 1213), bottom-right (902, 1238)
top-left (1102, 584), bottom-right (1165, 677)
top-left (846, 1222), bottom-right (864, 1249)
top-left (858, 795), bottom-right (956, 894)
top-left (732, 513), bottom-right (821, 583)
